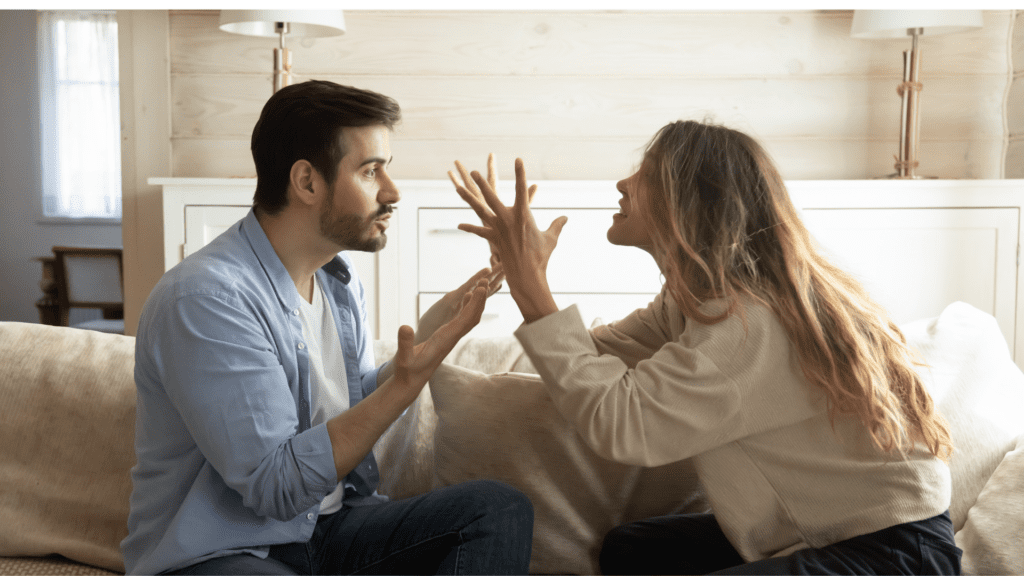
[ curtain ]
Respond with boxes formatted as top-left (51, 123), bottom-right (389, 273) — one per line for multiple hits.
top-left (38, 11), bottom-right (121, 219)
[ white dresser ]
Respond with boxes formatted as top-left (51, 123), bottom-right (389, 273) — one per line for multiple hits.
top-left (154, 177), bottom-right (1024, 366)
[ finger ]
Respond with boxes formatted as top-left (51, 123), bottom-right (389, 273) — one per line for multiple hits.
top-left (547, 215), bottom-right (570, 239)
top-left (456, 267), bottom-right (493, 295)
top-left (528, 183), bottom-right (538, 205)
top-left (433, 285), bottom-right (488, 346)
top-left (457, 223), bottom-right (498, 242)
top-left (454, 160), bottom-right (481, 196)
top-left (470, 170), bottom-right (507, 214)
top-left (487, 153), bottom-right (497, 191)
top-left (513, 158), bottom-right (531, 216)
top-left (449, 170), bottom-right (493, 221)
top-left (396, 324), bottom-right (415, 370)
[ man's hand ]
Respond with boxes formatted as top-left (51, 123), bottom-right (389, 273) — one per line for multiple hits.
top-left (327, 279), bottom-right (488, 481)
top-left (415, 266), bottom-right (504, 345)
top-left (395, 277), bottom-right (489, 390)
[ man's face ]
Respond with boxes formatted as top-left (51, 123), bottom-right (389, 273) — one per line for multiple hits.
top-left (318, 124), bottom-right (399, 252)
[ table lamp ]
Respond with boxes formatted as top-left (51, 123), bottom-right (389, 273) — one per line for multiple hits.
top-left (851, 10), bottom-right (983, 178)
top-left (219, 10), bottom-right (346, 93)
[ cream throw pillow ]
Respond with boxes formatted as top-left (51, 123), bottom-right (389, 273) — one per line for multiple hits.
top-left (900, 302), bottom-right (1024, 531)
top-left (954, 434), bottom-right (1024, 575)
top-left (428, 363), bottom-right (707, 576)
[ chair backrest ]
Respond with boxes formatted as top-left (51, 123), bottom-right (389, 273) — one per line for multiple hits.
top-left (51, 247), bottom-right (124, 321)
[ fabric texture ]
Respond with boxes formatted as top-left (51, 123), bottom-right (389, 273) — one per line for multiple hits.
top-left (428, 363), bottom-right (708, 575)
top-left (898, 301), bottom-right (1024, 532)
top-left (124, 210), bottom-right (385, 575)
top-left (513, 291), bottom-right (951, 562)
top-left (953, 434), bottom-right (1024, 576)
top-left (0, 323), bottom-right (135, 573)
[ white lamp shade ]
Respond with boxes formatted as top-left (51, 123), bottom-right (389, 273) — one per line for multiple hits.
top-left (219, 10), bottom-right (345, 38)
top-left (851, 10), bottom-right (983, 39)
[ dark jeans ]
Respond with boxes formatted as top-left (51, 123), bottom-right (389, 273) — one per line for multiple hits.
top-left (600, 511), bottom-right (962, 575)
top-left (167, 479), bottom-right (534, 575)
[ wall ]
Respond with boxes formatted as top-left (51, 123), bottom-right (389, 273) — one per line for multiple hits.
top-left (1009, 10), bottom-right (1023, 178)
top-left (0, 10), bottom-right (122, 325)
top-left (169, 10), bottom-right (1013, 181)
top-left (118, 9), bottom-right (1017, 335)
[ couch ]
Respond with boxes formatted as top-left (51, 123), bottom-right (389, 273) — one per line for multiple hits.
top-left (1, 302), bottom-right (1023, 575)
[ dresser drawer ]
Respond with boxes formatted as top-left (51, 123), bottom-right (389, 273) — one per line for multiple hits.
top-left (418, 292), bottom-right (658, 339)
top-left (418, 208), bottom-right (662, 294)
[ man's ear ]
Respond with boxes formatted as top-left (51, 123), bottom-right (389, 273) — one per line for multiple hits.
top-left (288, 159), bottom-right (318, 208)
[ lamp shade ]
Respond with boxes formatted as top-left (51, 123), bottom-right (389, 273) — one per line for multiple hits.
top-left (219, 10), bottom-right (345, 38)
top-left (851, 10), bottom-right (983, 39)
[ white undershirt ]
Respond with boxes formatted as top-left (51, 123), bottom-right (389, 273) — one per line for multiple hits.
top-left (297, 274), bottom-right (348, 515)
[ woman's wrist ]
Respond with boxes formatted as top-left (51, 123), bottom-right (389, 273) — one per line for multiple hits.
top-left (508, 275), bottom-right (559, 323)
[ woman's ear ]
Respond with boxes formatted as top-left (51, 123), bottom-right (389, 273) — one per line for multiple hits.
top-left (288, 159), bottom-right (318, 207)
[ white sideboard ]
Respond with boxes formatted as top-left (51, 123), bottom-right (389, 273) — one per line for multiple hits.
top-left (154, 177), bottom-right (1024, 366)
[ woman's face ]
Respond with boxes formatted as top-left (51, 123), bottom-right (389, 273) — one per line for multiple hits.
top-left (607, 163), bottom-right (657, 253)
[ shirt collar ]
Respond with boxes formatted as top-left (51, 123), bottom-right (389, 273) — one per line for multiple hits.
top-left (240, 209), bottom-right (352, 312)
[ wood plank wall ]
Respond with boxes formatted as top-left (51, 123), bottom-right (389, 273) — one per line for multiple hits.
top-left (1009, 11), bottom-right (1023, 178)
top-left (168, 10), bottom-right (1013, 182)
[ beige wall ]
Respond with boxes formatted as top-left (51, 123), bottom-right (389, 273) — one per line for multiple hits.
top-left (1009, 11), bottom-right (1023, 178)
top-left (121, 9), bottom-right (1018, 334)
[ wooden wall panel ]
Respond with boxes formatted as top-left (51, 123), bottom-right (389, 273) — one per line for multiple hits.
top-left (173, 135), bottom-right (1004, 182)
top-left (167, 10), bottom-right (1013, 181)
top-left (170, 11), bottom-right (1010, 77)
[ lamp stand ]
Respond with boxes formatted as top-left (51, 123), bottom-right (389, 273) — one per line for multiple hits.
top-left (891, 28), bottom-right (929, 179)
top-left (272, 22), bottom-right (292, 93)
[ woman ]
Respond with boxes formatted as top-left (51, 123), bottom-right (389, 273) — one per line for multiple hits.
top-left (448, 120), bottom-right (961, 575)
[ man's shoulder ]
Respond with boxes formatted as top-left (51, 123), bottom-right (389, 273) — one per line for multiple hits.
top-left (154, 225), bottom-right (263, 305)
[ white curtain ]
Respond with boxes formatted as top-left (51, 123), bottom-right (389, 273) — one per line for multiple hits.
top-left (38, 11), bottom-right (121, 219)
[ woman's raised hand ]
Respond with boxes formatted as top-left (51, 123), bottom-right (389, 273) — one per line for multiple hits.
top-left (448, 156), bottom-right (566, 323)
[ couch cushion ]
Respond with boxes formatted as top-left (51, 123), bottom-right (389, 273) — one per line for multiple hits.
top-left (428, 363), bottom-right (707, 575)
top-left (953, 433), bottom-right (1024, 576)
top-left (0, 323), bottom-right (135, 573)
top-left (900, 302), bottom-right (1024, 532)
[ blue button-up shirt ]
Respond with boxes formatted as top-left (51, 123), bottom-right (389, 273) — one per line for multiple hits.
top-left (122, 209), bottom-right (386, 575)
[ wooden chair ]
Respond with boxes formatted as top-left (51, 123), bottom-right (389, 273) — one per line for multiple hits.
top-left (51, 246), bottom-right (124, 334)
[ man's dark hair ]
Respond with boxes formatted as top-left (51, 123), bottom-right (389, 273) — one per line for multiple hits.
top-left (250, 80), bottom-right (402, 215)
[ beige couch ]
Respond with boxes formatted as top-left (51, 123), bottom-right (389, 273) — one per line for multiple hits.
top-left (2, 302), bottom-right (1023, 575)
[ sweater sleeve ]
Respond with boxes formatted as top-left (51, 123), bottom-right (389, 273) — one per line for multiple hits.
top-left (588, 288), bottom-right (677, 368)
top-left (515, 304), bottom-right (744, 466)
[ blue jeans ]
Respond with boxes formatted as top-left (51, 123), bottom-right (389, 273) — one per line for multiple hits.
top-left (600, 511), bottom-right (962, 575)
top-left (167, 479), bottom-right (534, 575)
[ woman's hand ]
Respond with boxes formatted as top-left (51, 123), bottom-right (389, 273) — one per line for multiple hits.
top-left (415, 265), bottom-right (504, 345)
top-left (448, 157), bottom-right (566, 323)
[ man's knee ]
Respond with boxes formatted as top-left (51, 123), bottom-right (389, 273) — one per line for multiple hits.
top-left (453, 479), bottom-right (534, 529)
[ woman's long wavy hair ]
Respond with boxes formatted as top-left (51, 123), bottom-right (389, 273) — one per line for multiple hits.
top-left (642, 120), bottom-right (952, 460)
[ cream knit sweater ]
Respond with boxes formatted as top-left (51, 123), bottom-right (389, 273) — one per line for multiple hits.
top-left (513, 288), bottom-right (951, 562)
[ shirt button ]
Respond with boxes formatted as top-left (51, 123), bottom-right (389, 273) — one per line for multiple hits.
top-left (292, 309), bottom-right (299, 316)
top-left (307, 512), bottom-right (314, 520)
top-left (297, 342), bottom-right (305, 350)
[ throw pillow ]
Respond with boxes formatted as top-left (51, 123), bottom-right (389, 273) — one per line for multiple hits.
top-left (954, 434), bottom-right (1024, 576)
top-left (900, 301), bottom-right (1024, 531)
top-left (428, 363), bottom-right (706, 575)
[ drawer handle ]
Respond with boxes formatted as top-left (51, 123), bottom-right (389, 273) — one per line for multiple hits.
top-left (428, 228), bottom-right (470, 235)
top-left (481, 313), bottom-right (500, 321)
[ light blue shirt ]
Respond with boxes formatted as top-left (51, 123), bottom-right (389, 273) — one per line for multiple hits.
top-left (122, 209), bottom-right (386, 575)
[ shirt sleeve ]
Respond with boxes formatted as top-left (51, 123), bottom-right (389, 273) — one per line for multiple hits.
top-left (147, 290), bottom-right (338, 522)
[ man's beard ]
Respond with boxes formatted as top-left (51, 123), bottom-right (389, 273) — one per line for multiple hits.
top-left (320, 203), bottom-right (392, 253)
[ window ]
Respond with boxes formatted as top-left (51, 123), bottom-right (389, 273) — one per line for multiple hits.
top-left (38, 11), bottom-right (121, 220)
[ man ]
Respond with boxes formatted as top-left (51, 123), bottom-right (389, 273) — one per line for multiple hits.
top-left (122, 80), bottom-right (534, 575)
